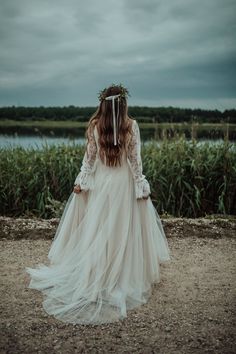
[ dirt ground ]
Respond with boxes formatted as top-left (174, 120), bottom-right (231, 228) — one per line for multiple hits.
top-left (0, 216), bottom-right (235, 354)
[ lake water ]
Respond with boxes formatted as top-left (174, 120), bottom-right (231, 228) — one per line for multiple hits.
top-left (0, 134), bottom-right (85, 149)
top-left (0, 134), bottom-right (233, 149)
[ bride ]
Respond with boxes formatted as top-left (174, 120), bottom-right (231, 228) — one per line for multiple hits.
top-left (25, 83), bottom-right (171, 325)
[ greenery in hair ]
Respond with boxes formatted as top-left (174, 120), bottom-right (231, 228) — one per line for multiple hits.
top-left (98, 83), bottom-right (131, 101)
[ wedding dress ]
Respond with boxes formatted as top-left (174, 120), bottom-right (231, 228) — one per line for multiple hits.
top-left (25, 119), bottom-right (171, 325)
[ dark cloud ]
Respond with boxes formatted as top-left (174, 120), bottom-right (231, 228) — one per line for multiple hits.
top-left (0, 0), bottom-right (235, 110)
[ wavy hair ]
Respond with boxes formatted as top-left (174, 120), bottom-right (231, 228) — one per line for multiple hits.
top-left (86, 85), bottom-right (133, 167)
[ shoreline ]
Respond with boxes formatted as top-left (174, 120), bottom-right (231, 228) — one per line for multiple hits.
top-left (1, 215), bottom-right (235, 240)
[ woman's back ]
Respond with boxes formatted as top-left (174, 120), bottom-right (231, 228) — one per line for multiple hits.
top-left (93, 117), bottom-right (134, 169)
top-left (75, 117), bottom-right (151, 199)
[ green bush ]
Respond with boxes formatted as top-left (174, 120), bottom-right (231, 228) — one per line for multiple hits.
top-left (0, 138), bottom-right (235, 218)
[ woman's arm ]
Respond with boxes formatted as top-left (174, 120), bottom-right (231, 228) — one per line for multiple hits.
top-left (127, 120), bottom-right (151, 199)
top-left (74, 124), bottom-right (97, 192)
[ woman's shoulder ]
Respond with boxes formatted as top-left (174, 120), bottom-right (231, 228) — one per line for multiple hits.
top-left (91, 118), bottom-right (98, 126)
top-left (127, 117), bottom-right (134, 122)
top-left (126, 117), bottom-right (137, 128)
top-left (88, 118), bottom-right (98, 131)
top-left (127, 118), bottom-right (139, 133)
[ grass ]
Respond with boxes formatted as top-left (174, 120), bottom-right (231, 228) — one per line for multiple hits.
top-left (0, 137), bottom-right (235, 219)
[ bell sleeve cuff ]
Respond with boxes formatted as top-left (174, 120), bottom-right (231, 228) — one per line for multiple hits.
top-left (74, 171), bottom-right (95, 191)
top-left (134, 176), bottom-right (151, 199)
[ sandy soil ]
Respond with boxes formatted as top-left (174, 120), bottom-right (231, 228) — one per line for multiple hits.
top-left (0, 216), bottom-right (235, 354)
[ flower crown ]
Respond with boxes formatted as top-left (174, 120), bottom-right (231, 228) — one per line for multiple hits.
top-left (98, 83), bottom-right (131, 102)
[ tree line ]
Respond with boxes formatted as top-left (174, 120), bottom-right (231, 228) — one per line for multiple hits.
top-left (0, 105), bottom-right (235, 123)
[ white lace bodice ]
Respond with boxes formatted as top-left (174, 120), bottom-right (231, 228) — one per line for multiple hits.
top-left (74, 119), bottom-right (150, 199)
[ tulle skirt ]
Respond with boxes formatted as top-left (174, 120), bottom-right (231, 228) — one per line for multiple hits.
top-left (25, 159), bottom-right (171, 325)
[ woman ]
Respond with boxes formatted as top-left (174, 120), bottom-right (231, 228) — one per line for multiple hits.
top-left (25, 83), bottom-right (171, 325)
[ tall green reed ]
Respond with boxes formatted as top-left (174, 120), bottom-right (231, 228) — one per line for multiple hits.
top-left (142, 135), bottom-right (236, 217)
top-left (0, 138), bottom-right (235, 218)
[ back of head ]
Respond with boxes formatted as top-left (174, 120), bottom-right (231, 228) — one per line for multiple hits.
top-left (87, 83), bottom-right (133, 167)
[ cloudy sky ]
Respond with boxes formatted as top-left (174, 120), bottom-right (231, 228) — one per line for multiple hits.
top-left (0, 0), bottom-right (235, 110)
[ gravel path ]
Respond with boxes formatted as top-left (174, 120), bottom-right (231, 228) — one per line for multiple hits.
top-left (0, 216), bottom-right (235, 354)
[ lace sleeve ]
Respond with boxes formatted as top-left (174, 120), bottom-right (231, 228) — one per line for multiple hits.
top-left (127, 120), bottom-right (151, 199)
top-left (74, 124), bottom-right (97, 191)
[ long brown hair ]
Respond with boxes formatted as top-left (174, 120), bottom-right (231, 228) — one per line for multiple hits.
top-left (86, 85), bottom-right (133, 167)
